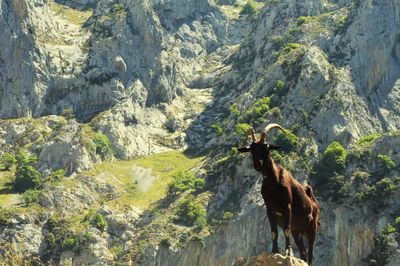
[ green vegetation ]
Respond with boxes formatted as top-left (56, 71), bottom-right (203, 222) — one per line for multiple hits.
top-left (211, 123), bottom-right (224, 137)
top-left (50, 119), bottom-right (67, 131)
top-left (240, 0), bottom-right (257, 18)
top-left (13, 150), bottom-right (41, 192)
top-left (377, 154), bottom-right (395, 171)
top-left (0, 207), bottom-right (12, 225)
top-left (365, 223), bottom-right (398, 265)
top-left (244, 97), bottom-right (271, 122)
top-left (296, 16), bottom-right (310, 26)
top-left (230, 103), bottom-right (241, 117)
top-left (167, 170), bottom-right (205, 196)
top-left (273, 130), bottom-right (298, 152)
top-left (311, 141), bottom-right (348, 201)
top-left (112, 3), bottom-right (124, 13)
top-left (62, 235), bottom-right (78, 250)
top-left (322, 141), bottom-right (347, 170)
top-left (93, 132), bottom-right (112, 158)
top-left (61, 108), bottom-right (74, 120)
top-left (84, 150), bottom-right (204, 209)
top-left (282, 43), bottom-right (303, 54)
top-left (356, 133), bottom-right (383, 146)
top-left (233, 97), bottom-right (271, 130)
top-left (22, 189), bottom-right (41, 206)
top-left (0, 153), bottom-right (16, 171)
top-left (234, 123), bottom-right (252, 137)
top-left (49, 2), bottom-right (93, 26)
top-left (48, 169), bottom-right (65, 182)
top-left (222, 211), bottom-right (234, 222)
top-left (175, 195), bottom-right (206, 227)
top-left (91, 213), bottom-right (107, 232)
top-left (356, 177), bottom-right (400, 206)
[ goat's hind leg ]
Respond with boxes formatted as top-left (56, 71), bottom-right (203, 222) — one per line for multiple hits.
top-left (307, 230), bottom-right (316, 266)
top-left (292, 232), bottom-right (307, 262)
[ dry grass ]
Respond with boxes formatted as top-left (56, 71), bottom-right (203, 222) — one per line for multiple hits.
top-left (49, 1), bottom-right (93, 26)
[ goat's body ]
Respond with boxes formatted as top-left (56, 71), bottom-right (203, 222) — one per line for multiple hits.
top-left (261, 160), bottom-right (319, 265)
top-left (238, 125), bottom-right (319, 265)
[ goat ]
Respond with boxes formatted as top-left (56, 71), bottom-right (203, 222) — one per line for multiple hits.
top-left (238, 124), bottom-right (319, 265)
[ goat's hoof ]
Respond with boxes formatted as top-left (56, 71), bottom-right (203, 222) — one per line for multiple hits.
top-left (271, 248), bottom-right (279, 254)
top-left (285, 247), bottom-right (293, 257)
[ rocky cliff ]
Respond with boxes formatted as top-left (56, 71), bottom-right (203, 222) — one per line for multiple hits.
top-left (1, 0), bottom-right (400, 265)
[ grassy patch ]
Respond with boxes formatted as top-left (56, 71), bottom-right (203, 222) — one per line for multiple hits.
top-left (356, 133), bottom-right (383, 147)
top-left (84, 150), bottom-right (205, 209)
top-left (49, 2), bottom-right (93, 26)
top-left (0, 171), bottom-right (20, 207)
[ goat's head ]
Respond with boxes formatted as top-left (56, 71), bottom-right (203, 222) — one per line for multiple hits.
top-left (238, 123), bottom-right (287, 171)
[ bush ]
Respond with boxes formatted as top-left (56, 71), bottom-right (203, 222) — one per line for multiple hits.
top-left (244, 97), bottom-right (270, 122)
top-left (49, 169), bottom-right (65, 182)
top-left (93, 133), bottom-right (111, 158)
top-left (51, 119), bottom-right (67, 131)
top-left (175, 195), bottom-right (206, 227)
top-left (62, 235), bottom-right (78, 250)
top-left (46, 233), bottom-right (56, 247)
top-left (167, 171), bottom-right (205, 196)
top-left (0, 207), bottom-right (12, 225)
top-left (230, 104), bottom-right (240, 117)
top-left (282, 43), bottom-right (303, 54)
top-left (222, 211), bottom-right (234, 221)
top-left (61, 108), bottom-right (74, 120)
top-left (365, 224), bottom-right (397, 265)
top-left (22, 189), bottom-right (41, 206)
top-left (311, 142), bottom-right (348, 201)
top-left (356, 177), bottom-right (399, 205)
top-left (322, 141), bottom-right (347, 172)
top-left (0, 152), bottom-right (16, 171)
top-left (234, 123), bottom-right (252, 137)
top-left (240, 0), bottom-right (257, 18)
top-left (211, 123), bottom-right (224, 137)
top-left (377, 154), bottom-right (395, 171)
top-left (91, 213), bottom-right (107, 232)
top-left (13, 150), bottom-right (41, 192)
top-left (274, 130), bottom-right (298, 152)
top-left (356, 133), bottom-right (382, 146)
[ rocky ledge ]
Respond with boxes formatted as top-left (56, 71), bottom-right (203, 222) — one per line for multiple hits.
top-left (234, 253), bottom-right (308, 266)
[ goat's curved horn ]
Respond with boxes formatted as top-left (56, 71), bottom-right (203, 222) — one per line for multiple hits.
top-left (242, 127), bottom-right (256, 145)
top-left (263, 123), bottom-right (287, 142)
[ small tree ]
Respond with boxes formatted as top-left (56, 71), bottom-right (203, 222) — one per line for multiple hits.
top-left (13, 150), bottom-right (41, 192)
top-left (175, 195), bottom-right (206, 227)
top-left (22, 189), bottom-right (41, 206)
top-left (1, 152), bottom-right (16, 171)
top-left (311, 141), bottom-right (348, 200)
top-left (91, 213), bottom-right (107, 232)
top-left (93, 133), bottom-right (111, 158)
top-left (167, 171), bottom-right (205, 196)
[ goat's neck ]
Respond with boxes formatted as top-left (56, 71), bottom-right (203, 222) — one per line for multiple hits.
top-left (261, 154), bottom-right (279, 184)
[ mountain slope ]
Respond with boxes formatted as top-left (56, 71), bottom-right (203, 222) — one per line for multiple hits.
top-left (1, 0), bottom-right (400, 265)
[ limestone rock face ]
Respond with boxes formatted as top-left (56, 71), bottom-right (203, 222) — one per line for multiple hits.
top-left (2, 0), bottom-right (400, 265)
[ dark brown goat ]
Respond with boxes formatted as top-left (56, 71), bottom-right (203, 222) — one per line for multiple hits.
top-left (238, 124), bottom-right (319, 265)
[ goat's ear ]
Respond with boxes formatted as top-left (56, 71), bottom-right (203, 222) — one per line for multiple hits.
top-left (237, 146), bottom-right (251, 153)
top-left (267, 144), bottom-right (281, 150)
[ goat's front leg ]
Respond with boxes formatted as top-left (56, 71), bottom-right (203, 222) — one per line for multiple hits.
top-left (283, 203), bottom-right (293, 256)
top-left (267, 208), bottom-right (279, 253)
